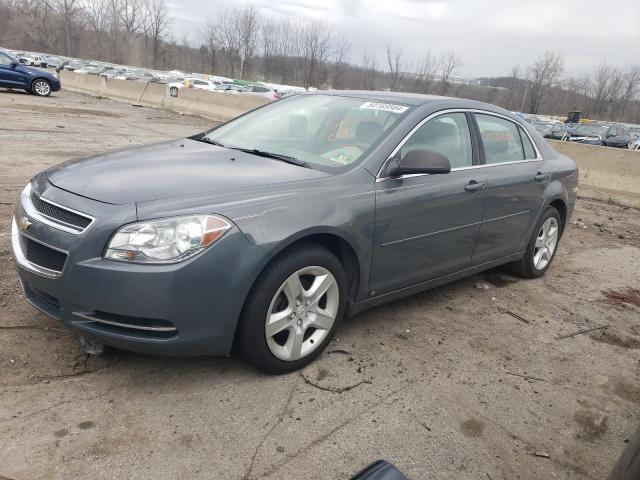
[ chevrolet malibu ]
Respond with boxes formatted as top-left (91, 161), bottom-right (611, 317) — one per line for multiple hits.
top-left (11, 92), bottom-right (578, 373)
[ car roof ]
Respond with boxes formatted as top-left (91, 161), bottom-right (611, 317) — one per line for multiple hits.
top-left (303, 90), bottom-right (524, 120)
top-left (315, 90), bottom-right (455, 106)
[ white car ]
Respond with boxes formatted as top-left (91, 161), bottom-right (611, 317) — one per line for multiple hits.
top-left (240, 85), bottom-right (281, 100)
top-left (168, 78), bottom-right (221, 97)
top-left (19, 54), bottom-right (45, 67)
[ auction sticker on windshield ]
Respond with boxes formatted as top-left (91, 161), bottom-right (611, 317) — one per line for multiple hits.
top-left (359, 102), bottom-right (409, 113)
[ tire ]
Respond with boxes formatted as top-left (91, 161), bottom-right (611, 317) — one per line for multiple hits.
top-left (511, 206), bottom-right (563, 279)
top-left (608, 427), bottom-right (640, 479)
top-left (31, 79), bottom-right (52, 97)
top-left (169, 87), bottom-right (178, 97)
top-left (235, 244), bottom-right (347, 374)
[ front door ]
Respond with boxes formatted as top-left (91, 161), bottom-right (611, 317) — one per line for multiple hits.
top-left (0, 52), bottom-right (26, 89)
top-left (370, 112), bottom-right (488, 294)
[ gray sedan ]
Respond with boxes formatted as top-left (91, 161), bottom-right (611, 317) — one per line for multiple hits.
top-left (11, 92), bottom-right (578, 373)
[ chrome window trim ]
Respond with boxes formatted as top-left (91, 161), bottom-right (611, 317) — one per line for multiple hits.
top-left (11, 216), bottom-right (69, 278)
top-left (72, 311), bottom-right (178, 333)
top-left (22, 183), bottom-right (95, 235)
top-left (376, 108), bottom-right (544, 182)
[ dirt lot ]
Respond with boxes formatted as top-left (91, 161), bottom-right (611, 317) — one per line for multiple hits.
top-left (1, 89), bottom-right (639, 480)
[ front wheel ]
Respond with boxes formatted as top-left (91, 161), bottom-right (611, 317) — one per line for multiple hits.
top-left (511, 206), bottom-right (562, 278)
top-left (169, 86), bottom-right (178, 97)
top-left (235, 245), bottom-right (347, 374)
top-left (31, 79), bottom-right (52, 97)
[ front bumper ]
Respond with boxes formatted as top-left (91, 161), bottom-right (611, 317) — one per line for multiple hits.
top-left (12, 181), bottom-right (268, 356)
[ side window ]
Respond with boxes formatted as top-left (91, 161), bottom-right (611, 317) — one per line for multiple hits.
top-left (476, 114), bottom-right (526, 164)
top-left (519, 127), bottom-right (537, 159)
top-left (400, 113), bottom-right (473, 169)
top-left (609, 127), bottom-right (617, 136)
top-left (0, 52), bottom-right (12, 64)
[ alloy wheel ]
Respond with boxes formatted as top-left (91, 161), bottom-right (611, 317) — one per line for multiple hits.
top-left (533, 217), bottom-right (559, 270)
top-left (34, 81), bottom-right (50, 96)
top-left (265, 266), bottom-right (339, 361)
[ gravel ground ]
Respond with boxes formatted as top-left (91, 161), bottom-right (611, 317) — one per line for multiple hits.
top-left (1, 89), bottom-right (639, 480)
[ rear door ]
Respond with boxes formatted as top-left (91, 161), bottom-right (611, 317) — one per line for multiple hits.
top-left (370, 111), bottom-right (488, 294)
top-left (470, 112), bottom-right (547, 264)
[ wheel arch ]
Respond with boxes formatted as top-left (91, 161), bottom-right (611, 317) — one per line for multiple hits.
top-left (242, 227), bottom-right (365, 319)
top-left (232, 228), bottom-right (365, 353)
top-left (267, 228), bottom-right (363, 310)
top-left (548, 198), bottom-right (567, 230)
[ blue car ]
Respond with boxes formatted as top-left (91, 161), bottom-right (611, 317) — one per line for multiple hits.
top-left (0, 50), bottom-right (61, 97)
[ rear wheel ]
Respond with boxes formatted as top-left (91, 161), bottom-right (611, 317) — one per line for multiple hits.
top-left (31, 79), bottom-right (52, 97)
top-left (236, 245), bottom-right (347, 374)
top-left (512, 206), bottom-right (562, 278)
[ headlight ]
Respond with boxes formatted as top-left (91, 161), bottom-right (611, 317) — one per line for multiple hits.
top-left (105, 215), bottom-right (231, 264)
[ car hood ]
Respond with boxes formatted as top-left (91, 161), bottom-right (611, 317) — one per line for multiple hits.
top-left (45, 139), bottom-right (330, 205)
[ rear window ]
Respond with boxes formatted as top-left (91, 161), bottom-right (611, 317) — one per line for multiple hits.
top-left (476, 114), bottom-right (535, 164)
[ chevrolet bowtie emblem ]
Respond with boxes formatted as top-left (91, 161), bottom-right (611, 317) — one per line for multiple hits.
top-left (18, 216), bottom-right (32, 231)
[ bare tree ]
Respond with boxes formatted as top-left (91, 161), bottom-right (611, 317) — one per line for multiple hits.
top-left (361, 52), bottom-right (377, 90)
top-left (302, 19), bottom-right (333, 88)
top-left (385, 45), bottom-right (402, 91)
top-left (236, 4), bottom-right (259, 79)
top-left (213, 9), bottom-right (240, 77)
top-left (413, 51), bottom-right (437, 94)
top-left (331, 33), bottom-right (350, 89)
top-left (526, 51), bottom-right (564, 114)
top-left (438, 50), bottom-right (462, 95)
top-left (141, 0), bottom-right (169, 68)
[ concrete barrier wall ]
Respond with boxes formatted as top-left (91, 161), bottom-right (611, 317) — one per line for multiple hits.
top-left (165, 88), bottom-right (268, 122)
top-left (59, 71), bottom-right (268, 122)
top-left (550, 140), bottom-right (640, 208)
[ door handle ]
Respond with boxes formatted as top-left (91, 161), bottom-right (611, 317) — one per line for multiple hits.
top-left (534, 172), bottom-right (547, 182)
top-left (464, 181), bottom-right (485, 192)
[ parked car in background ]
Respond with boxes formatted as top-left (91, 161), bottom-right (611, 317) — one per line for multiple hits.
top-left (567, 123), bottom-right (632, 148)
top-left (19, 54), bottom-right (46, 67)
top-left (11, 92), bottom-right (577, 373)
top-left (534, 122), bottom-right (566, 140)
top-left (241, 84), bottom-right (281, 100)
top-left (168, 77), bottom-right (220, 97)
top-left (74, 64), bottom-right (101, 75)
top-left (215, 83), bottom-right (244, 93)
top-left (630, 132), bottom-right (640, 151)
top-left (43, 56), bottom-right (63, 69)
top-left (63, 60), bottom-right (84, 71)
top-left (0, 50), bottom-right (61, 96)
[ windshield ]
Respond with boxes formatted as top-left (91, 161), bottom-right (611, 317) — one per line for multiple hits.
top-left (535, 123), bottom-right (554, 132)
top-left (575, 124), bottom-right (610, 136)
top-left (202, 94), bottom-right (410, 171)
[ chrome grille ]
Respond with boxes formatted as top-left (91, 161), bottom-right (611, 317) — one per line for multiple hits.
top-left (30, 190), bottom-right (92, 232)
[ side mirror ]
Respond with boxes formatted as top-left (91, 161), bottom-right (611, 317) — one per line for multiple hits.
top-left (10, 60), bottom-right (19, 69)
top-left (387, 149), bottom-right (451, 177)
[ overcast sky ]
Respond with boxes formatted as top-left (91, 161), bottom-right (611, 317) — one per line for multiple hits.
top-left (167, 0), bottom-right (639, 78)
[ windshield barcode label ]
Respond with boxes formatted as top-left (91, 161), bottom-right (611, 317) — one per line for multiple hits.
top-left (359, 102), bottom-right (409, 113)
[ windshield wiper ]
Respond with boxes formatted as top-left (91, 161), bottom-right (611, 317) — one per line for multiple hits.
top-left (231, 148), bottom-right (310, 168)
top-left (192, 138), bottom-right (310, 168)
